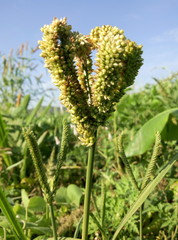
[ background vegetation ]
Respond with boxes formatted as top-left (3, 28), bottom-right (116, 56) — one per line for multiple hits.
top-left (0, 46), bottom-right (177, 239)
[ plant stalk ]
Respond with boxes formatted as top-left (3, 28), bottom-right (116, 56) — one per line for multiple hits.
top-left (82, 132), bottom-right (97, 240)
top-left (49, 202), bottom-right (58, 240)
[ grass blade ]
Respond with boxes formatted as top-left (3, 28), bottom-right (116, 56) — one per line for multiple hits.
top-left (0, 114), bottom-right (13, 166)
top-left (0, 186), bottom-right (28, 240)
top-left (39, 101), bottom-right (52, 119)
top-left (6, 160), bottom-right (23, 171)
top-left (73, 216), bottom-right (83, 238)
top-left (90, 213), bottom-right (107, 239)
top-left (37, 130), bottom-right (48, 145)
top-left (112, 153), bottom-right (178, 240)
top-left (26, 96), bottom-right (44, 124)
top-left (13, 94), bottom-right (30, 116)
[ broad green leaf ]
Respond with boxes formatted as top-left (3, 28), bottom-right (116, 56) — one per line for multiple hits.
top-left (55, 187), bottom-right (68, 204)
top-left (112, 153), bottom-right (178, 240)
top-left (161, 110), bottom-right (178, 140)
top-left (126, 108), bottom-right (178, 156)
top-left (55, 184), bottom-right (83, 207)
top-left (67, 184), bottom-right (83, 207)
top-left (28, 196), bottom-right (46, 212)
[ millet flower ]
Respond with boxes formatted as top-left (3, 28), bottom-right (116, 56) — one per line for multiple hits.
top-left (39, 17), bottom-right (143, 146)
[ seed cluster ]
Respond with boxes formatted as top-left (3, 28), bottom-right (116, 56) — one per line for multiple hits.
top-left (39, 17), bottom-right (143, 146)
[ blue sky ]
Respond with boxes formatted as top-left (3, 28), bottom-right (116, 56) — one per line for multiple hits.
top-left (1, 0), bottom-right (178, 90)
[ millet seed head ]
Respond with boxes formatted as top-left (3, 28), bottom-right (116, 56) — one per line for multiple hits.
top-left (39, 17), bottom-right (143, 146)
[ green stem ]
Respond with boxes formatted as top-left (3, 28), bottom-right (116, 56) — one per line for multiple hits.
top-left (82, 133), bottom-right (97, 240)
top-left (139, 205), bottom-right (143, 240)
top-left (49, 202), bottom-right (58, 240)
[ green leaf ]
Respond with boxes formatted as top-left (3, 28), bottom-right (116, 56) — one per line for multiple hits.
top-left (0, 228), bottom-right (4, 237)
top-left (74, 216), bottom-right (83, 238)
top-left (6, 160), bottom-right (23, 171)
top-left (90, 212), bottom-right (107, 238)
top-left (67, 184), bottom-right (83, 207)
top-left (112, 153), bottom-right (178, 240)
top-left (25, 225), bottom-right (51, 234)
top-left (12, 95), bottom-right (30, 116)
top-left (0, 216), bottom-right (10, 228)
top-left (55, 187), bottom-right (68, 204)
top-left (55, 184), bottom-right (83, 207)
top-left (13, 204), bottom-right (26, 217)
top-left (37, 130), bottom-right (48, 146)
top-left (126, 108), bottom-right (178, 156)
top-left (161, 110), bottom-right (178, 140)
top-left (28, 196), bottom-right (46, 212)
top-left (39, 102), bottom-right (52, 119)
top-left (0, 186), bottom-right (28, 240)
top-left (0, 113), bottom-right (12, 166)
top-left (26, 97), bottom-right (44, 124)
